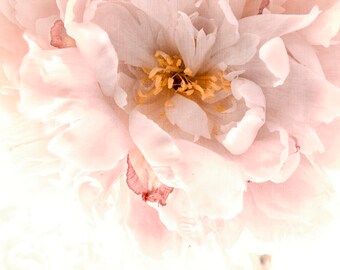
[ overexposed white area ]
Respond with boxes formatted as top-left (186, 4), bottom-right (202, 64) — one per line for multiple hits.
top-left (1, 148), bottom-right (340, 270)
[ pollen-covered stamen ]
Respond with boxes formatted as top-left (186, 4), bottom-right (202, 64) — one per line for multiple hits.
top-left (137, 50), bottom-right (231, 104)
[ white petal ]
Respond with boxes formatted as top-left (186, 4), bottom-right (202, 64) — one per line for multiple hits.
top-left (259, 37), bottom-right (289, 87)
top-left (239, 6), bottom-right (320, 41)
top-left (175, 12), bottom-right (216, 75)
top-left (165, 94), bottom-right (211, 139)
top-left (67, 22), bottom-right (119, 97)
top-left (217, 79), bottom-right (266, 154)
top-left (93, 2), bottom-right (159, 68)
top-left (282, 33), bottom-right (324, 77)
top-left (20, 48), bottom-right (131, 170)
top-left (129, 110), bottom-right (182, 187)
top-left (173, 139), bottom-right (245, 219)
top-left (299, 2), bottom-right (340, 47)
top-left (235, 129), bottom-right (300, 183)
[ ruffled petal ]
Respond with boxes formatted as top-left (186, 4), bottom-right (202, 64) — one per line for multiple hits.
top-left (93, 2), bottom-right (159, 68)
top-left (282, 32), bottom-right (324, 77)
top-left (264, 59), bottom-right (340, 127)
top-left (175, 12), bottom-right (216, 75)
top-left (173, 139), bottom-right (245, 219)
top-left (217, 78), bottom-right (265, 154)
top-left (20, 47), bottom-right (131, 170)
top-left (259, 37), bottom-right (289, 86)
top-left (129, 110), bottom-right (182, 188)
top-left (298, 2), bottom-right (340, 47)
top-left (315, 118), bottom-right (340, 169)
top-left (239, 6), bottom-right (319, 41)
top-left (165, 94), bottom-right (211, 139)
top-left (235, 129), bottom-right (300, 183)
top-left (245, 157), bottom-right (335, 240)
top-left (67, 22), bottom-right (119, 97)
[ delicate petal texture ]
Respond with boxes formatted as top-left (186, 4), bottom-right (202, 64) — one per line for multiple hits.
top-left (175, 12), bottom-right (216, 75)
top-left (129, 110), bottom-right (182, 188)
top-left (173, 139), bottom-right (245, 219)
top-left (264, 59), bottom-right (340, 127)
top-left (1, 0), bottom-right (340, 263)
top-left (20, 48), bottom-right (130, 170)
top-left (259, 37), bottom-right (290, 86)
top-left (239, 6), bottom-right (320, 41)
top-left (282, 33), bottom-right (325, 77)
top-left (93, 2), bottom-right (159, 68)
top-left (299, 2), bottom-right (340, 47)
top-left (245, 157), bottom-right (334, 240)
top-left (235, 129), bottom-right (300, 183)
top-left (165, 94), bottom-right (211, 139)
top-left (67, 22), bottom-right (119, 97)
top-left (217, 79), bottom-right (265, 154)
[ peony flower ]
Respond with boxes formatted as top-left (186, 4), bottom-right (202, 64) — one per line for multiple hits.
top-left (1, 0), bottom-right (340, 261)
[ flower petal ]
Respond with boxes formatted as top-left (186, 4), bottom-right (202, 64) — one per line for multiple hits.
top-left (217, 79), bottom-right (265, 154)
top-left (235, 129), bottom-right (300, 183)
top-left (165, 94), bottom-right (211, 139)
top-left (93, 2), bottom-right (159, 68)
top-left (259, 37), bottom-right (289, 86)
top-left (67, 22), bottom-right (119, 97)
top-left (299, 2), bottom-right (340, 47)
top-left (20, 47), bottom-right (131, 170)
top-left (239, 6), bottom-right (319, 41)
top-left (173, 139), bottom-right (245, 219)
top-left (246, 157), bottom-right (335, 240)
top-left (129, 110), bottom-right (182, 187)
top-left (282, 32), bottom-right (324, 77)
top-left (175, 12), bottom-right (216, 75)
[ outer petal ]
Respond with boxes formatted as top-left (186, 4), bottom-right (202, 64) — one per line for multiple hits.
top-left (298, 2), bottom-right (340, 47)
top-left (20, 47), bottom-right (131, 170)
top-left (67, 22), bottom-right (119, 97)
top-left (314, 118), bottom-right (340, 169)
top-left (245, 157), bottom-right (335, 240)
top-left (264, 59), bottom-right (340, 127)
top-left (129, 110), bottom-right (182, 188)
top-left (282, 33), bottom-right (324, 77)
top-left (93, 2), bottom-right (159, 68)
top-left (173, 139), bottom-right (245, 219)
top-left (235, 129), bottom-right (300, 183)
top-left (239, 6), bottom-right (319, 41)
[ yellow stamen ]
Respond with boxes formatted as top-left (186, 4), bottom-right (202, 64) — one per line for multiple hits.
top-left (136, 50), bottom-right (231, 107)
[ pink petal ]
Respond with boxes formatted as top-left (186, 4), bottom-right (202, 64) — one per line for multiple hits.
top-left (264, 59), bottom-right (340, 127)
top-left (239, 6), bottom-right (319, 41)
top-left (165, 94), bottom-right (211, 139)
top-left (175, 12), bottom-right (216, 75)
top-left (20, 47), bottom-right (131, 170)
top-left (315, 118), bottom-right (340, 169)
top-left (217, 78), bottom-right (265, 154)
top-left (259, 37), bottom-right (289, 86)
top-left (282, 32), bottom-right (324, 77)
top-left (126, 189), bottom-right (176, 258)
top-left (245, 157), bottom-right (335, 240)
top-left (299, 2), bottom-right (340, 47)
top-left (67, 22), bottom-right (119, 97)
top-left (173, 139), bottom-right (245, 219)
top-left (93, 2), bottom-right (158, 68)
top-left (129, 110), bottom-right (182, 187)
top-left (235, 129), bottom-right (300, 183)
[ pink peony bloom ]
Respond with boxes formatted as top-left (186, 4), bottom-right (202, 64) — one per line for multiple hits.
top-left (1, 0), bottom-right (340, 261)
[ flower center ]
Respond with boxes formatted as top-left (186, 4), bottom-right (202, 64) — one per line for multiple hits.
top-left (137, 51), bottom-right (231, 105)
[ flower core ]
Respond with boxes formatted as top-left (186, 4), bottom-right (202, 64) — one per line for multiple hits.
top-left (137, 51), bottom-right (231, 104)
